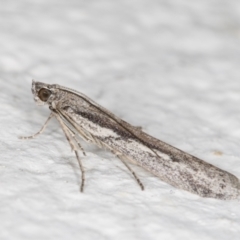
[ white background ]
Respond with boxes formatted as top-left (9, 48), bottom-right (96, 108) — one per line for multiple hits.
top-left (1, 0), bottom-right (240, 239)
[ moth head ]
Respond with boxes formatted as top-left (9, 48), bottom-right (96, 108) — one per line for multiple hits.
top-left (32, 80), bottom-right (56, 106)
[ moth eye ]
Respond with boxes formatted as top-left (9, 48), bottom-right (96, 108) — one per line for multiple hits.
top-left (38, 88), bottom-right (52, 102)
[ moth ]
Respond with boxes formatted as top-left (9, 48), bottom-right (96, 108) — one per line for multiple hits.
top-left (20, 80), bottom-right (240, 200)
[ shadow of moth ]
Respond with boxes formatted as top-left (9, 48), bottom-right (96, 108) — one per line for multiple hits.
top-left (21, 80), bottom-right (240, 200)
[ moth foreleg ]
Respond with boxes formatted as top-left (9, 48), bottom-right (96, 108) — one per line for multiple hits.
top-left (19, 113), bottom-right (54, 139)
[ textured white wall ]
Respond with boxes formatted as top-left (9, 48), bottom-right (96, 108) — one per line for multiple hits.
top-left (1, 0), bottom-right (240, 239)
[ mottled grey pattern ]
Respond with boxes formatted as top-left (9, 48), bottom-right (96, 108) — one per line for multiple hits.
top-left (31, 81), bottom-right (240, 200)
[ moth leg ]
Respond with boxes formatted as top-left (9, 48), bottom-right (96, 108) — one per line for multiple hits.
top-left (71, 135), bottom-right (86, 156)
top-left (19, 113), bottom-right (54, 139)
top-left (54, 108), bottom-right (88, 155)
top-left (59, 120), bottom-right (77, 151)
top-left (75, 151), bottom-right (85, 192)
top-left (59, 121), bottom-right (86, 156)
top-left (55, 115), bottom-right (85, 192)
top-left (113, 152), bottom-right (144, 191)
